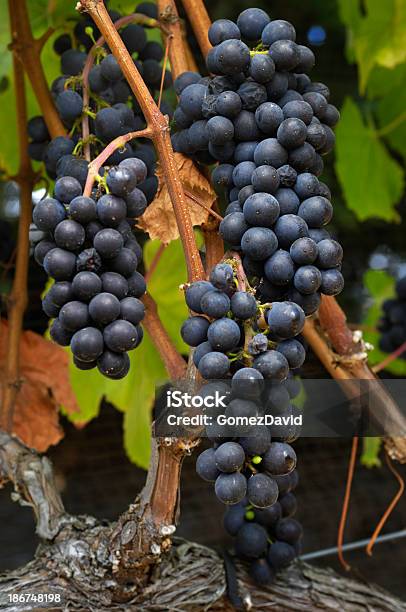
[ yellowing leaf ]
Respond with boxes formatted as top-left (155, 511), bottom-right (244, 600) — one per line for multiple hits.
top-left (137, 153), bottom-right (215, 243)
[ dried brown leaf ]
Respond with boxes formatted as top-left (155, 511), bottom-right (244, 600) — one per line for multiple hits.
top-left (0, 320), bottom-right (79, 452)
top-left (137, 153), bottom-right (216, 243)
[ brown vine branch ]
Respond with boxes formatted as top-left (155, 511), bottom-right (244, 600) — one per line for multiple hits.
top-left (179, 0), bottom-right (212, 59)
top-left (372, 339), bottom-right (406, 373)
top-left (157, 0), bottom-right (190, 79)
top-left (81, 13), bottom-right (165, 161)
top-left (1, 19), bottom-right (36, 432)
top-left (141, 293), bottom-right (186, 380)
top-left (8, 0), bottom-right (65, 139)
top-left (78, 0), bottom-right (204, 283)
top-left (0, 431), bottom-right (65, 539)
top-left (36, 26), bottom-right (54, 51)
top-left (337, 436), bottom-right (358, 572)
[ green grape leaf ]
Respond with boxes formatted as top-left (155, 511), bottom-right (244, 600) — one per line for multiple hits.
top-left (362, 269), bottom-right (406, 375)
top-left (335, 97), bottom-right (404, 222)
top-left (338, 0), bottom-right (406, 92)
top-left (361, 437), bottom-right (382, 468)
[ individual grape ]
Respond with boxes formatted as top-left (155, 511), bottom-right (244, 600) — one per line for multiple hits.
top-left (275, 517), bottom-right (303, 544)
top-left (198, 351), bottom-right (230, 379)
top-left (185, 280), bottom-right (214, 313)
top-left (231, 367), bottom-right (264, 399)
top-left (121, 23), bottom-right (147, 54)
top-left (56, 90), bottom-right (83, 123)
top-left (262, 442), bottom-right (297, 475)
top-left (267, 301), bottom-right (305, 338)
top-left (119, 297), bottom-right (145, 326)
top-left (47, 281), bottom-right (73, 308)
top-left (241, 227), bottom-right (278, 261)
top-left (283, 100), bottom-right (313, 125)
top-left (219, 212), bottom-right (248, 246)
top-left (290, 237), bottom-right (318, 265)
top-left (42, 293), bottom-right (61, 318)
top-left (137, 175), bottom-right (158, 204)
top-left (279, 492), bottom-right (298, 517)
top-left (277, 118), bottom-right (307, 149)
top-left (274, 187), bottom-right (300, 215)
top-left (201, 289), bottom-right (231, 318)
top-left (306, 120), bottom-right (327, 150)
top-left (215, 472), bottom-right (247, 505)
top-left (251, 165), bottom-right (280, 194)
top-left (100, 54), bottom-right (122, 82)
top-left (277, 165), bottom-right (297, 188)
top-left (104, 319), bottom-right (138, 352)
top-left (316, 239), bottom-right (343, 269)
top-left (255, 102), bottom-right (283, 134)
top-left (71, 327), bottom-right (104, 362)
top-left (100, 272), bottom-right (128, 300)
top-left (61, 48), bottom-right (86, 75)
top-left (44, 137), bottom-right (75, 174)
top-left (254, 138), bottom-right (288, 168)
top-left (196, 448), bottom-right (220, 482)
top-left (193, 341), bottom-right (213, 367)
top-left (207, 116), bottom-right (234, 145)
top-left (308, 227), bottom-right (330, 243)
top-left (264, 250), bottom-right (295, 286)
top-left (288, 142), bottom-right (316, 172)
top-left (181, 316), bottom-right (210, 347)
top-left (216, 91), bottom-right (242, 118)
top-left (89, 292), bottom-right (120, 325)
top-left (108, 248), bottom-right (138, 277)
top-left (69, 196), bottom-right (97, 224)
top-left (43, 248), bottom-right (76, 281)
top-left (208, 19), bottom-right (241, 45)
top-left (223, 504), bottom-right (246, 536)
top-left (243, 193), bottom-right (280, 227)
top-left (127, 271), bottom-right (146, 298)
top-left (174, 71), bottom-right (201, 95)
top-left (238, 184), bottom-right (255, 203)
top-left (274, 214), bottom-right (309, 248)
top-left (276, 339), bottom-right (306, 369)
top-left (93, 228), bottom-right (123, 259)
top-left (296, 45), bottom-right (315, 73)
top-left (322, 104), bottom-right (340, 127)
top-left (207, 318), bottom-right (241, 351)
top-left (319, 125), bottom-right (336, 155)
top-left (303, 92), bottom-right (328, 117)
top-left (267, 540), bottom-right (296, 569)
top-left (320, 269), bottom-right (344, 296)
top-left (235, 522), bottom-right (268, 558)
top-left (237, 8), bottom-right (270, 40)
top-left (72, 271), bottom-right (102, 302)
top-left (209, 263), bottom-right (234, 291)
top-left (136, 1), bottom-right (158, 18)
top-left (76, 248), bottom-right (102, 274)
top-left (73, 357), bottom-right (97, 371)
top-left (239, 424), bottom-right (271, 456)
top-left (96, 194), bottom-right (127, 227)
top-left (298, 196), bottom-right (333, 228)
top-left (288, 289), bottom-right (321, 316)
top-left (215, 442), bottom-right (245, 473)
top-left (34, 239), bottom-right (56, 266)
top-left (179, 83), bottom-right (208, 120)
top-left (254, 502), bottom-right (282, 528)
top-left (106, 166), bottom-right (138, 198)
top-left (253, 350), bottom-right (289, 381)
top-left (250, 559), bottom-right (275, 586)
top-left (28, 116), bottom-right (49, 142)
top-left (54, 220), bottom-right (85, 251)
top-left (59, 300), bottom-right (89, 331)
top-left (49, 318), bottom-right (73, 346)
top-left (95, 107), bottom-right (125, 142)
top-left (249, 54), bottom-right (275, 83)
top-left (247, 473), bottom-right (278, 508)
top-left (214, 40), bottom-right (251, 75)
top-left (237, 81), bottom-right (267, 111)
top-left (33, 198), bottom-right (66, 232)
top-left (268, 40), bottom-right (299, 71)
top-left (262, 20), bottom-right (296, 46)
top-left (97, 350), bottom-right (130, 379)
top-left (232, 161), bottom-right (255, 189)
top-left (233, 110), bottom-right (261, 141)
top-left (230, 292), bottom-right (257, 319)
top-left (247, 333), bottom-right (269, 356)
top-left (294, 265), bottom-right (322, 294)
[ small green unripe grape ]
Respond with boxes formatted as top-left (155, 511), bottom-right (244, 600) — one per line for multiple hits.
top-left (85, 26), bottom-right (94, 37)
top-left (252, 455), bottom-right (262, 465)
top-left (245, 510), bottom-right (255, 520)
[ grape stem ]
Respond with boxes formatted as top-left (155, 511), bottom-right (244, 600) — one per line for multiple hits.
top-left (1, 20), bottom-right (37, 431)
top-left (7, 0), bottom-right (65, 138)
top-left (78, 0), bottom-right (204, 283)
top-left (178, 0), bottom-right (212, 58)
top-left (83, 128), bottom-right (153, 196)
top-left (156, 0), bottom-right (190, 78)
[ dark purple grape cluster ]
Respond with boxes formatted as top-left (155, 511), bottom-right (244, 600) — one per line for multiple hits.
top-left (181, 262), bottom-right (304, 583)
top-left (32, 158), bottom-right (148, 379)
top-left (27, 1), bottom-right (171, 205)
top-left (172, 8), bottom-right (343, 315)
top-left (378, 276), bottom-right (406, 358)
